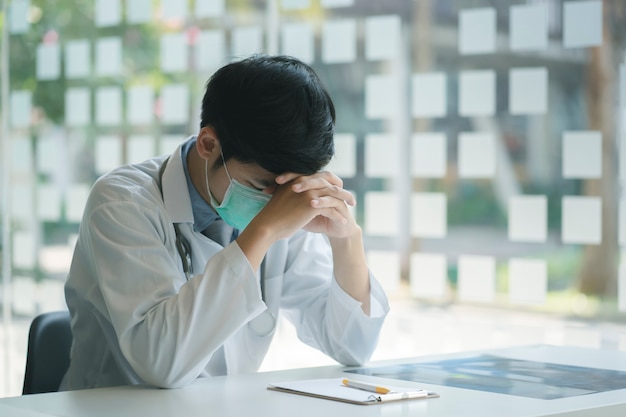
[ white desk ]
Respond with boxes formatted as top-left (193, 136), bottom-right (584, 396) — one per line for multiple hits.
top-left (1, 345), bottom-right (625, 417)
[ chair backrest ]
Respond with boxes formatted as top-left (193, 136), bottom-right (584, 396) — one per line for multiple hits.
top-left (22, 310), bottom-right (72, 395)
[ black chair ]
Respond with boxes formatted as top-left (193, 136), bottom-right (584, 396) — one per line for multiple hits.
top-left (22, 311), bottom-right (72, 395)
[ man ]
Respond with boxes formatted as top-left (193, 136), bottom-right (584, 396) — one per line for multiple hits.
top-left (61, 55), bottom-right (389, 390)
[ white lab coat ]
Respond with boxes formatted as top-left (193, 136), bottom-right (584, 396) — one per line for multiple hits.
top-left (61, 144), bottom-right (389, 390)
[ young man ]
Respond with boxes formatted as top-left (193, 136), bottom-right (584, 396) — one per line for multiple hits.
top-left (61, 55), bottom-right (389, 390)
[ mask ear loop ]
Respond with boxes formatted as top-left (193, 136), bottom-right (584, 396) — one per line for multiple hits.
top-left (205, 151), bottom-right (232, 202)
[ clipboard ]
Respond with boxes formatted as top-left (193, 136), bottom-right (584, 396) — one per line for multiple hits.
top-left (267, 377), bottom-right (439, 405)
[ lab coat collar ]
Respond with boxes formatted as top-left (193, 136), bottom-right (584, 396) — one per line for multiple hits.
top-left (161, 144), bottom-right (194, 224)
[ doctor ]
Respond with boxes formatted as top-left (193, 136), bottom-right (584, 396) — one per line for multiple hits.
top-left (61, 54), bottom-right (389, 390)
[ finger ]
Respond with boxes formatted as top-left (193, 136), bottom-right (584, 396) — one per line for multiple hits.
top-left (292, 171), bottom-right (343, 191)
top-left (309, 187), bottom-right (355, 206)
top-left (311, 195), bottom-right (354, 211)
top-left (316, 206), bottom-right (349, 225)
top-left (275, 172), bottom-right (301, 185)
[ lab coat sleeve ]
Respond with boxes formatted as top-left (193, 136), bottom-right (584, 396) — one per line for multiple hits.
top-left (280, 232), bottom-right (389, 366)
top-left (84, 194), bottom-right (265, 388)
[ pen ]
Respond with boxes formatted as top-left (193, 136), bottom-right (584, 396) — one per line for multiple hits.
top-left (342, 378), bottom-right (391, 394)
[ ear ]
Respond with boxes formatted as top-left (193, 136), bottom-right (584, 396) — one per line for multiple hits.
top-left (196, 126), bottom-right (220, 160)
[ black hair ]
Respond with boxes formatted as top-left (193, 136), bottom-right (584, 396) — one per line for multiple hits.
top-left (200, 54), bottom-right (335, 175)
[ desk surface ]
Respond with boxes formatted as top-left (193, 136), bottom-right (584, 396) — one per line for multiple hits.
top-left (1, 345), bottom-right (626, 417)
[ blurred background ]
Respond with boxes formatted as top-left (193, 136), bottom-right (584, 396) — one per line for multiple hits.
top-left (1, 0), bottom-right (626, 398)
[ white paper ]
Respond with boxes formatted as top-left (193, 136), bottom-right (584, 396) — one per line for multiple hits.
top-left (127, 0), bottom-right (152, 24)
top-left (365, 75), bottom-right (398, 119)
top-left (564, 1), bottom-right (602, 48)
top-left (11, 136), bottom-right (32, 175)
top-left (412, 73), bottom-right (447, 118)
top-left (10, 90), bottom-right (31, 128)
top-left (96, 87), bottom-right (122, 126)
top-left (96, 37), bottom-right (122, 76)
top-left (161, 33), bottom-right (188, 73)
top-left (509, 258), bottom-right (547, 305)
top-left (160, 135), bottom-right (186, 155)
top-left (459, 70), bottom-right (495, 116)
top-left (13, 232), bottom-right (36, 269)
top-left (38, 245), bottom-right (74, 274)
top-left (95, 135), bottom-right (122, 174)
top-left (9, 0), bottom-right (29, 34)
top-left (509, 67), bottom-right (547, 115)
top-left (411, 193), bottom-right (447, 238)
top-left (367, 251), bottom-right (401, 293)
top-left (36, 136), bottom-right (60, 175)
top-left (65, 40), bottom-right (90, 79)
top-left (127, 85), bottom-right (154, 125)
top-left (160, 84), bottom-right (189, 125)
top-left (458, 132), bottom-right (496, 178)
top-left (365, 15), bottom-right (401, 61)
top-left (281, 22), bottom-right (314, 64)
top-left (127, 135), bottom-right (156, 164)
top-left (411, 133), bottom-right (446, 178)
top-left (321, 0), bottom-right (353, 7)
top-left (65, 88), bottom-right (91, 126)
top-left (162, 0), bottom-right (187, 20)
top-left (325, 133), bottom-right (356, 177)
top-left (66, 184), bottom-right (90, 223)
top-left (12, 277), bottom-right (36, 316)
top-left (365, 134), bottom-right (398, 178)
top-left (232, 27), bottom-right (263, 58)
top-left (458, 255), bottom-right (495, 303)
top-left (11, 183), bottom-right (34, 223)
top-left (459, 8), bottom-right (496, 55)
top-left (365, 192), bottom-right (398, 237)
top-left (508, 195), bottom-right (547, 242)
top-left (196, 30), bottom-right (226, 72)
top-left (196, 0), bottom-right (225, 17)
top-left (321, 19), bottom-right (356, 64)
top-left (410, 253), bottom-right (447, 298)
top-left (562, 131), bottom-right (602, 179)
top-left (510, 4), bottom-right (548, 51)
top-left (36, 43), bottom-right (61, 80)
top-left (281, 0), bottom-right (310, 10)
top-left (562, 196), bottom-right (602, 244)
top-left (37, 184), bottom-right (62, 221)
top-left (95, 0), bottom-right (121, 27)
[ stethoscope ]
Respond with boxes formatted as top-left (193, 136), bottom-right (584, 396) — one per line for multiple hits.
top-left (158, 157), bottom-right (276, 337)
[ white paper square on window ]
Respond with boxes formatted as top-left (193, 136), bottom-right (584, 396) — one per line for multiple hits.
top-left (127, 0), bottom-right (151, 24)
top-left (160, 33), bottom-right (188, 73)
top-left (37, 184), bottom-right (62, 221)
top-left (562, 196), bottom-right (602, 244)
top-left (459, 8), bottom-right (496, 55)
top-left (65, 88), bottom-right (91, 126)
top-left (160, 84), bottom-right (189, 125)
top-left (9, 0), bottom-right (29, 34)
top-left (364, 191), bottom-right (398, 237)
top-left (11, 184), bottom-right (34, 223)
top-left (365, 134), bottom-right (398, 178)
top-left (459, 70), bottom-right (495, 117)
top-left (458, 255), bottom-right (495, 303)
top-left (12, 277), bottom-right (36, 316)
top-left (95, 135), bottom-right (122, 174)
top-left (10, 90), bottom-right (31, 128)
top-left (281, 0), bottom-right (310, 10)
top-left (11, 136), bottom-right (32, 175)
top-left (564, 1), bottom-right (602, 48)
top-left (367, 251), bottom-right (401, 293)
top-left (127, 135), bottom-right (156, 165)
top-left (321, 19), bottom-right (356, 64)
top-left (326, 134), bottom-right (356, 178)
top-left (365, 75), bottom-right (398, 119)
top-left (96, 87), bottom-right (122, 126)
top-left (458, 132), bottom-right (496, 178)
top-left (509, 258), bottom-right (547, 305)
top-left (197, 30), bottom-right (226, 72)
top-left (95, 0), bottom-right (121, 27)
top-left (36, 43), bottom-right (61, 80)
top-left (412, 73), bottom-right (447, 118)
top-left (196, 0), bottom-right (225, 17)
top-left (411, 193), bottom-right (447, 238)
top-left (281, 22), bottom-right (314, 64)
top-left (161, 0), bottom-right (187, 20)
top-left (509, 67), bottom-right (548, 115)
top-left (232, 27), bottom-right (263, 58)
top-left (412, 133), bottom-right (446, 178)
top-left (510, 3), bottom-right (548, 51)
top-left (127, 86), bottom-right (154, 125)
top-left (365, 15), bottom-right (401, 61)
top-left (508, 195), bottom-right (547, 242)
top-left (96, 37), bottom-right (122, 77)
top-left (321, 0), bottom-right (353, 8)
top-left (13, 232), bottom-right (36, 269)
top-left (65, 40), bottom-right (90, 79)
top-left (562, 131), bottom-right (602, 179)
top-left (410, 253), bottom-right (447, 298)
top-left (36, 137), bottom-right (60, 175)
top-left (66, 184), bottom-right (90, 223)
